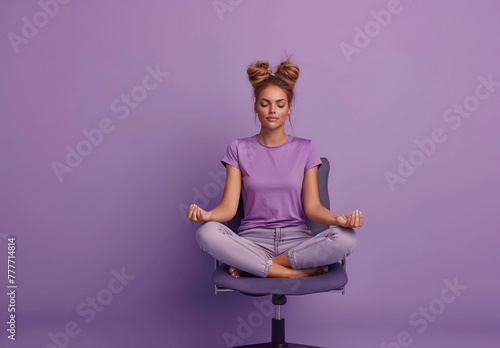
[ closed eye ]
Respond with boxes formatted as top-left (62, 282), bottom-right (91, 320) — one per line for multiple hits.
top-left (260, 104), bottom-right (285, 108)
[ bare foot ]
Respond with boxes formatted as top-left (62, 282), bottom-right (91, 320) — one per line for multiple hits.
top-left (288, 265), bottom-right (329, 278)
top-left (228, 266), bottom-right (245, 278)
top-left (267, 264), bottom-right (329, 278)
top-left (230, 265), bottom-right (329, 279)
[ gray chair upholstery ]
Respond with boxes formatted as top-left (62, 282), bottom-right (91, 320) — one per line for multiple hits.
top-left (210, 157), bottom-right (348, 348)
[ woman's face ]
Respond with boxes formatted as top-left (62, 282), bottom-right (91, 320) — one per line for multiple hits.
top-left (254, 85), bottom-right (291, 131)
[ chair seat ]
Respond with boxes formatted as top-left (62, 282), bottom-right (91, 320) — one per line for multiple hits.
top-left (212, 262), bottom-right (348, 296)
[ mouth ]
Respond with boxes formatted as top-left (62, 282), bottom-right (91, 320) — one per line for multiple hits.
top-left (266, 117), bottom-right (279, 122)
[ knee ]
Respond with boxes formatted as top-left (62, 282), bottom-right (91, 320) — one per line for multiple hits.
top-left (331, 226), bottom-right (358, 255)
top-left (195, 221), bottom-right (225, 251)
top-left (195, 220), bottom-right (219, 242)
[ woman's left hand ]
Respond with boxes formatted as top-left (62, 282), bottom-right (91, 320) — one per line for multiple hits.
top-left (336, 210), bottom-right (363, 228)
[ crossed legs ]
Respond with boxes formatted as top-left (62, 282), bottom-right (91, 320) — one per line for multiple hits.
top-left (196, 221), bottom-right (357, 279)
top-left (229, 253), bottom-right (328, 278)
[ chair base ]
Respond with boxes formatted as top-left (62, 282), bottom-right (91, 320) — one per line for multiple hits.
top-left (234, 343), bottom-right (321, 348)
top-left (233, 315), bottom-right (322, 348)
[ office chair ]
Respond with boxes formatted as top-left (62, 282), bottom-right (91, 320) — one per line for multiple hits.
top-left (211, 157), bottom-right (348, 348)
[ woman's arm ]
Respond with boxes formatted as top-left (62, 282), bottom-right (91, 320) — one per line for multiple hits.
top-left (302, 166), bottom-right (363, 227)
top-left (187, 164), bottom-right (241, 223)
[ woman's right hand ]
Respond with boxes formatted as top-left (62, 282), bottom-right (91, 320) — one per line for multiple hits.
top-left (187, 204), bottom-right (212, 222)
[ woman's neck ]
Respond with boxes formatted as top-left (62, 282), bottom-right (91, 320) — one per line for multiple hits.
top-left (257, 129), bottom-right (289, 146)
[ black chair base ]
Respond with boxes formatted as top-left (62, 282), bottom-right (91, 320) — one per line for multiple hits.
top-left (232, 305), bottom-right (323, 348)
top-left (234, 343), bottom-right (321, 348)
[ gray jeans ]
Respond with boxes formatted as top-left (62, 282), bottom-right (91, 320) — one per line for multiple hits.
top-left (195, 221), bottom-right (358, 278)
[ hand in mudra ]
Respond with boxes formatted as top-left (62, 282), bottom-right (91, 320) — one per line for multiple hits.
top-left (336, 209), bottom-right (363, 228)
top-left (187, 204), bottom-right (212, 222)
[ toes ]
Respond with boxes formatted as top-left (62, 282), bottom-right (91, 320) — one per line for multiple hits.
top-left (228, 266), bottom-right (241, 277)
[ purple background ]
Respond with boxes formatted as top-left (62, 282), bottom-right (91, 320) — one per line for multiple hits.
top-left (1, 1), bottom-right (499, 347)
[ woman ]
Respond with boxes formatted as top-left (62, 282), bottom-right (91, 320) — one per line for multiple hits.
top-left (187, 59), bottom-right (363, 279)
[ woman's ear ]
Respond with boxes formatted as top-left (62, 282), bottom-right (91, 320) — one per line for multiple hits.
top-left (288, 103), bottom-right (292, 114)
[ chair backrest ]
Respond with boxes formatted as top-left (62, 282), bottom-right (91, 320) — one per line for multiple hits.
top-left (226, 157), bottom-right (331, 235)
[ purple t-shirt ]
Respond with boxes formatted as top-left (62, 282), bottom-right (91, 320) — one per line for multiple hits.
top-left (220, 134), bottom-right (322, 232)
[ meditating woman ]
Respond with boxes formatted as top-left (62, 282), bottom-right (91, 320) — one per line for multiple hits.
top-left (187, 58), bottom-right (363, 278)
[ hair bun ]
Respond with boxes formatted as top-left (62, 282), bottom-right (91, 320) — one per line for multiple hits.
top-left (274, 60), bottom-right (299, 88)
top-left (247, 61), bottom-right (272, 87)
